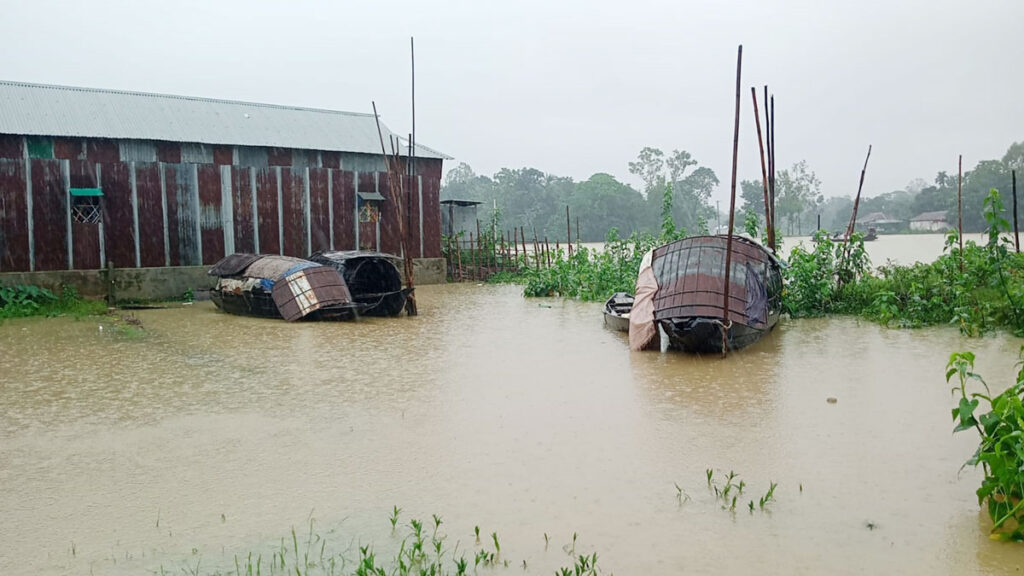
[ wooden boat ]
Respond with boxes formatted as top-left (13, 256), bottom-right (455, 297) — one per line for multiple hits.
top-left (631, 235), bottom-right (782, 354)
top-left (208, 254), bottom-right (367, 321)
top-left (817, 226), bottom-right (877, 243)
top-left (603, 292), bottom-right (633, 332)
top-left (308, 251), bottom-right (410, 317)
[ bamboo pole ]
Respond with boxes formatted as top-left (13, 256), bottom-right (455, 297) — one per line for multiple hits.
top-left (1014, 170), bottom-right (1019, 253)
top-left (844, 145), bottom-right (873, 241)
top-left (469, 232), bottom-right (476, 280)
top-left (751, 87), bottom-right (773, 250)
top-left (958, 154), bottom-right (964, 273)
top-left (566, 206), bottom-right (573, 258)
top-left (721, 44), bottom-right (743, 358)
top-left (372, 102), bottom-right (416, 314)
top-left (576, 217), bottom-right (580, 248)
top-left (521, 226), bottom-right (528, 267)
top-left (532, 228), bottom-right (540, 271)
top-left (545, 237), bottom-right (551, 268)
top-left (769, 94), bottom-right (776, 239)
top-left (513, 227), bottom-right (519, 263)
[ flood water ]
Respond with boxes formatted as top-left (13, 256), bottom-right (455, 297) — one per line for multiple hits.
top-left (2, 274), bottom-right (1024, 574)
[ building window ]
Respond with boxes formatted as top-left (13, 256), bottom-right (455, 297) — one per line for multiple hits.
top-left (70, 188), bottom-right (102, 224)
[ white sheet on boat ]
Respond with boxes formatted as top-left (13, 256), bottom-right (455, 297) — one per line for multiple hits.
top-left (629, 249), bottom-right (660, 351)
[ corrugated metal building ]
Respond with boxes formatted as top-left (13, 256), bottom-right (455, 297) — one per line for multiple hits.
top-left (0, 80), bottom-right (447, 274)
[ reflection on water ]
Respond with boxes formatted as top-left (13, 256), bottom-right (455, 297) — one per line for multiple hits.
top-left (1, 284), bottom-right (1023, 575)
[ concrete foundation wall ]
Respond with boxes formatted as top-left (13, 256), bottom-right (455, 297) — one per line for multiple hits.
top-left (0, 257), bottom-right (448, 302)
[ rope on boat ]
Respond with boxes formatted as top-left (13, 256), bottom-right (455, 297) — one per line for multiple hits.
top-left (711, 318), bottom-right (733, 358)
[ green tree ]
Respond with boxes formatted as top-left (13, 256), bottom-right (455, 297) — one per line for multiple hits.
top-left (567, 173), bottom-right (646, 241)
top-left (774, 160), bottom-right (821, 235)
top-left (739, 179), bottom-right (766, 216)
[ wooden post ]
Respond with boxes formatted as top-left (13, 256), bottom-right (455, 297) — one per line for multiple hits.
top-left (958, 154), bottom-right (964, 273)
top-left (576, 217), bottom-right (580, 248)
top-left (532, 228), bottom-right (540, 270)
top-left (455, 236), bottom-right (463, 281)
top-left (521, 226), bottom-right (529, 267)
top-left (844, 146), bottom-right (873, 241)
top-left (751, 87), bottom-right (773, 250)
top-left (469, 232), bottom-right (476, 280)
top-left (722, 45), bottom-right (743, 358)
top-left (817, 213), bottom-right (821, 232)
top-left (769, 94), bottom-right (776, 243)
top-left (106, 260), bottom-right (116, 306)
top-left (513, 227), bottom-right (519, 264)
top-left (566, 205), bottom-right (573, 258)
top-left (1013, 170), bottom-right (1019, 253)
top-left (545, 237), bottom-right (551, 268)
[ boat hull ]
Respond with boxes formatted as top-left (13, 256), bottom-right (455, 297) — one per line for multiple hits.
top-left (603, 312), bottom-right (631, 332)
top-left (647, 235), bottom-right (783, 354)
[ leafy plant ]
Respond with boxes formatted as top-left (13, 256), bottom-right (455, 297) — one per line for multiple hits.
top-left (947, 350), bottom-right (1024, 541)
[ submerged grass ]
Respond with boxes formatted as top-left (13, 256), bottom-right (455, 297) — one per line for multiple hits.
top-left (152, 509), bottom-right (604, 576)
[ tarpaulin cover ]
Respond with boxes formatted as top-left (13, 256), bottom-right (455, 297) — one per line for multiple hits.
top-left (629, 250), bottom-right (661, 351)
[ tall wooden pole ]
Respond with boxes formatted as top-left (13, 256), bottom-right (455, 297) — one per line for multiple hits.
top-left (844, 145), bottom-right (873, 241)
top-left (566, 205), bottom-right (573, 258)
top-left (1013, 170), bottom-right (1019, 253)
top-left (769, 95), bottom-right (776, 239)
top-left (722, 45), bottom-right (743, 358)
top-left (751, 87), bottom-right (772, 250)
top-left (958, 154), bottom-right (964, 273)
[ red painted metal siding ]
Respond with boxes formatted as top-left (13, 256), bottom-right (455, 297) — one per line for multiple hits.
top-left (332, 170), bottom-right (355, 250)
top-left (421, 174), bottom-right (441, 258)
top-left (135, 162), bottom-right (165, 267)
top-left (70, 161), bottom-right (101, 270)
top-left (0, 136), bottom-right (23, 159)
top-left (279, 168), bottom-right (306, 257)
top-left (213, 146), bottom-right (233, 166)
top-left (378, 176), bottom-right (401, 255)
top-left (0, 159), bottom-right (29, 272)
top-left (54, 138), bottom-right (83, 160)
top-left (31, 159), bottom-right (67, 271)
top-left (197, 164), bottom-right (223, 265)
top-left (255, 167), bottom-right (280, 254)
top-left (321, 151), bottom-right (341, 170)
top-left (405, 174), bottom-right (421, 257)
top-left (100, 162), bottom-right (135, 269)
top-left (231, 167), bottom-right (255, 254)
top-left (88, 140), bottom-right (120, 163)
top-left (162, 165), bottom-right (183, 266)
top-left (308, 168), bottom-right (330, 253)
top-left (157, 142), bottom-right (181, 163)
top-left (267, 147), bottom-right (291, 167)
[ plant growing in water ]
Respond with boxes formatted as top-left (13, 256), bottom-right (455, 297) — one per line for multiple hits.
top-left (947, 349), bottom-right (1024, 541)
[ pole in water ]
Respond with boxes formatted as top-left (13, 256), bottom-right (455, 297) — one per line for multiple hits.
top-left (566, 205), bottom-right (572, 258)
top-left (958, 154), bottom-right (964, 273)
top-left (1013, 170), bottom-right (1019, 253)
top-left (751, 87), bottom-right (772, 251)
top-left (722, 44), bottom-right (743, 358)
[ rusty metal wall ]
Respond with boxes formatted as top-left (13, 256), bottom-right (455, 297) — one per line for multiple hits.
top-left (0, 136), bottom-right (443, 272)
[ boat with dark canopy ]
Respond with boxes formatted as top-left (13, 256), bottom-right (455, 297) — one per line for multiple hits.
top-left (208, 254), bottom-right (367, 321)
top-left (308, 251), bottom-right (411, 317)
top-left (629, 235), bottom-right (782, 354)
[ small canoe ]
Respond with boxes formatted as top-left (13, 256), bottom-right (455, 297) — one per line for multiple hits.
top-left (603, 292), bottom-right (633, 332)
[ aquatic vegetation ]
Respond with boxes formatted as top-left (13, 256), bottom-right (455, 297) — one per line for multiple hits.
top-left (154, 511), bottom-right (607, 576)
top-left (0, 283), bottom-right (105, 319)
top-left (946, 350), bottom-right (1024, 541)
top-left (784, 189), bottom-right (1024, 336)
top-left (692, 469), bottom-right (779, 516)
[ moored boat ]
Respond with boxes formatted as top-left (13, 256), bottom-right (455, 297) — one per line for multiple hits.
top-left (629, 235), bottom-right (782, 354)
top-left (208, 254), bottom-right (367, 321)
top-left (308, 250), bottom-right (411, 317)
top-left (603, 292), bottom-right (633, 332)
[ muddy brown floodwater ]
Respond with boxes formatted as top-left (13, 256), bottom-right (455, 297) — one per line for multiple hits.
top-left (2, 282), bottom-right (1024, 575)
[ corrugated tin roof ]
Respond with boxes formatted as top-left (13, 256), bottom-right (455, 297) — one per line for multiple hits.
top-left (910, 210), bottom-right (948, 222)
top-left (0, 80), bottom-right (448, 159)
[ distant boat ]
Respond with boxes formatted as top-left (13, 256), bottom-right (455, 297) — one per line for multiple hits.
top-left (816, 226), bottom-right (878, 243)
top-left (603, 292), bottom-right (633, 332)
top-left (208, 254), bottom-right (367, 321)
top-left (629, 235), bottom-right (782, 354)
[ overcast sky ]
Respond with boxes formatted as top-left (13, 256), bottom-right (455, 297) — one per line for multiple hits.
top-left (2, 0), bottom-right (1021, 207)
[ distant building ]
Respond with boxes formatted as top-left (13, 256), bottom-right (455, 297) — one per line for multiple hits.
top-left (855, 212), bottom-right (904, 232)
top-left (909, 211), bottom-right (950, 232)
top-left (0, 80), bottom-right (448, 276)
top-left (440, 199), bottom-right (482, 238)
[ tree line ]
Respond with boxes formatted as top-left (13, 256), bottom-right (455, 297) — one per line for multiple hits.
top-left (441, 141), bottom-right (1024, 242)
